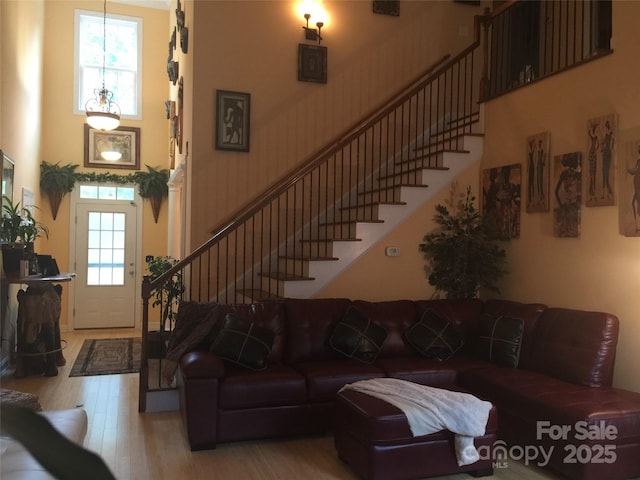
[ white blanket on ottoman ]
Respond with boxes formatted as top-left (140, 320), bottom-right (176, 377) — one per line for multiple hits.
top-left (340, 378), bottom-right (492, 466)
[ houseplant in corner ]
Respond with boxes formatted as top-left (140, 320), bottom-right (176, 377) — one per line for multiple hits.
top-left (134, 165), bottom-right (169, 223)
top-left (39, 161), bottom-right (78, 220)
top-left (419, 184), bottom-right (507, 299)
top-left (145, 255), bottom-right (184, 358)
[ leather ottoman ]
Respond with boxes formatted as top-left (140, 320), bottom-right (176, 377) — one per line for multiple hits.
top-left (335, 388), bottom-right (497, 480)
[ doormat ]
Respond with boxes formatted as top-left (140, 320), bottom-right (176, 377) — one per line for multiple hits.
top-left (69, 338), bottom-right (141, 377)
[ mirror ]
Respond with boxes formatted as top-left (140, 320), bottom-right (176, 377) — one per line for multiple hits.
top-left (2, 149), bottom-right (15, 205)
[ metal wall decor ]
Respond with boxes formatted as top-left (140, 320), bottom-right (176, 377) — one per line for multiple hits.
top-left (373, 0), bottom-right (400, 16)
top-left (586, 113), bottom-right (617, 207)
top-left (298, 44), bottom-right (327, 84)
top-left (553, 152), bottom-right (582, 238)
top-left (526, 132), bottom-right (550, 213)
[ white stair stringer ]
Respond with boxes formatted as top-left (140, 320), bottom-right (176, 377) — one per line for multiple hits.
top-left (282, 135), bottom-right (483, 298)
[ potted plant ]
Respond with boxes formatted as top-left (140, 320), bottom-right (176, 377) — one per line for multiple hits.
top-left (1, 196), bottom-right (49, 275)
top-left (419, 185), bottom-right (507, 299)
top-left (134, 165), bottom-right (169, 223)
top-left (145, 255), bottom-right (184, 358)
top-left (39, 161), bottom-right (78, 220)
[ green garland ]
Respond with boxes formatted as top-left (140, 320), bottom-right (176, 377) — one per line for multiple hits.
top-left (73, 171), bottom-right (140, 184)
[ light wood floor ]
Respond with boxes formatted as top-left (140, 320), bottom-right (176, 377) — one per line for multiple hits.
top-left (1, 329), bottom-right (562, 480)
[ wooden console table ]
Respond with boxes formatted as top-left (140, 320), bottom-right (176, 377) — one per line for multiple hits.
top-left (6, 273), bottom-right (74, 377)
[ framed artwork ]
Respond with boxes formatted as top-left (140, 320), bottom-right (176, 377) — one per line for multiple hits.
top-left (373, 1), bottom-right (400, 16)
top-left (298, 44), bottom-right (327, 84)
top-left (84, 125), bottom-right (141, 170)
top-left (2, 150), bottom-right (14, 203)
top-left (586, 113), bottom-right (617, 207)
top-left (526, 132), bottom-right (550, 213)
top-left (553, 152), bottom-right (582, 238)
top-left (481, 163), bottom-right (522, 240)
top-left (215, 89), bottom-right (251, 152)
top-left (620, 139), bottom-right (640, 236)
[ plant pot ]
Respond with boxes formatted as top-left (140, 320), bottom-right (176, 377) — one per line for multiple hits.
top-left (146, 330), bottom-right (169, 359)
top-left (46, 190), bottom-right (65, 220)
top-left (2, 243), bottom-right (26, 276)
top-left (149, 195), bottom-right (163, 224)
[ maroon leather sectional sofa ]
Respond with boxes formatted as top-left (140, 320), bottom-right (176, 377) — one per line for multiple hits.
top-left (175, 297), bottom-right (640, 480)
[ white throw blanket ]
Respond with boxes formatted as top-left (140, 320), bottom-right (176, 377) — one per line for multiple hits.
top-left (340, 378), bottom-right (492, 466)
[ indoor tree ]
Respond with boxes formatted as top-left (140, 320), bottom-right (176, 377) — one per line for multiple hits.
top-left (419, 184), bottom-right (507, 299)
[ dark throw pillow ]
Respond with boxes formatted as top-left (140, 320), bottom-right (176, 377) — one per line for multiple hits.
top-left (477, 314), bottom-right (524, 368)
top-left (330, 306), bottom-right (387, 364)
top-left (211, 313), bottom-right (275, 370)
top-left (405, 310), bottom-right (464, 361)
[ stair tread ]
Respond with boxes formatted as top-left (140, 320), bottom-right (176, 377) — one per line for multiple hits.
top-left (358, 184), bottom-right (429, 196)
top-left (236, 289), bottom-right (283, 301)
top-left (377, 166), bottom-right (449, 181)
top-left (258, 272), bottom-right (315, 281)
top-left (340, 201), bottom-right (407, 211)
top-left (280, 255), bottom-right (339, 261)
top-left (301, 237), bottom-right (362, 242)
top-left (319, 219), bottom-right (384, 226)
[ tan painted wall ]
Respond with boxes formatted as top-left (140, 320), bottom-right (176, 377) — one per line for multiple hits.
top-left (186, 0), bottom-right (482, 249)
top-left (325, 1), bottom-right (640, 393)
top-left (2, 0), bottom-right (170, 329)
top-left (478, 1), bottom-right (640, 393)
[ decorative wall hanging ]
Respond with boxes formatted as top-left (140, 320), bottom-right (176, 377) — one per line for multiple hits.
top-left (298, 44), bottom-right (327, 84)
top-left (553, 152), bottom-right (582, 238)
top-left (84, 125), bottom-right (140, 170)
top-left (586, 113), bottom-right (617, 207)
top-left (177, 77), bottom-right (184, 153)
top-left (481, 163), bottom-right (522, 240)
top-left (621, 139), bottom-right (640, 236)
top-left (175, 0), bottom-right (185, 31)
top-left (180, 26), bottom-right (188, 53)
top-left (215, 90), bottom-right (251, 152)
top-left (167, 60), bottom-right (179, 85)
top-left (373, 1), bottom-right (400, 16)
top-left (525, 131), bottom-right (550, 213)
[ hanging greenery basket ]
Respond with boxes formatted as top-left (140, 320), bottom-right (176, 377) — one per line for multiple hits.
top-left (40, 162), bottom-right (78, 220)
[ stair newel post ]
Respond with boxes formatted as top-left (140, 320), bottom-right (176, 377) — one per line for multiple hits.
top-left (139, 275), bottom-right (151, 412)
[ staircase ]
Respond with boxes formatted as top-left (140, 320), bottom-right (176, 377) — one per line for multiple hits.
top-left (140, 10), bottom-right (490, 412)
top-left (258, 133), bottom-right (484, 300)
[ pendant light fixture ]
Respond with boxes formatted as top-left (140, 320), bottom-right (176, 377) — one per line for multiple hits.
top-left (85, 0), bottom-right (120, 131)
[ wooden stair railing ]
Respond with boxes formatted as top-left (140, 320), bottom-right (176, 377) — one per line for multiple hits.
top-left (139, 9), bottom-right (493, 412)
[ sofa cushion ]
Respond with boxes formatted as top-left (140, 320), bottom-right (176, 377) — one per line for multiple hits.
top-left (284, 298), bottom-right (353, 364)
top-left (211, 314), bottom-right (275, 370)
top-left (293, 360), bottom-right (385, 403)
top-left (218, 364), bottom-right (307, 409)
top-left (476, 314), bottom-right (524, 367)
top-left (330, 306), bottom-right (388, 364)
top-left (482, 299), bottom-right (546, 370)
top-left (405, 310), bottom-right (464, 361)
top-left (527, 307), bottom-right (619, 387)
top-left (352, 300), bottom-right (417, 358)
top-left (414, 299), bottom-right (484, 353)
top-left (375, 356), bottom-right (458, 386)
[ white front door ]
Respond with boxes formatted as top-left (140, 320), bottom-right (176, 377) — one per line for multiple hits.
top-left (71, 186), bottom-right (140, 329)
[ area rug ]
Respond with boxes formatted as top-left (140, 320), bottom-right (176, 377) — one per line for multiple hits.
top-left (69, 338), bottom-right (141, 377)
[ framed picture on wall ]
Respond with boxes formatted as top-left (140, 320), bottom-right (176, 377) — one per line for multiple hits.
top-left (481, 163), bottom-right (522, 240)
top-left (215, 90), bottom-right (251, 152)
top-left (553, 152), bottom-right (582, 238)
top-left (526, 131), bottom-right (550, 213)
top-left (586, 113), bottom-right (617, 207)
top-left (84, 125), bottom-right (141, 170)
top-left (298, 44), bottom-right (327, 84)
top-left (620, 139), bottom-right (640, 236)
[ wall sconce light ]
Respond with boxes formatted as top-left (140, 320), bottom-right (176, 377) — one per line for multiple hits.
top-left (303, 12), bottom-right (324, 44)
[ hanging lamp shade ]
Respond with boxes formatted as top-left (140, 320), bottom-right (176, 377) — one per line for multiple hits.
top-left (85, 0), bottom-right (120, 131)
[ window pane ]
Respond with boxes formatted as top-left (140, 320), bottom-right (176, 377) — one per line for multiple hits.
top-left (113, 213), bottom-right (125, 230)
top-left (113, 231), bottom-right (125, 249)
top-left (98, 187), bottom-right (117, 200)
top-left (100, 231), bottom-right (113, 248)
top-left (87, 267), bottom-right (100, 285)
top-left (88, 212), bottom-right (101, 230)
top-left (101, 212), bottom-right (114, 230)
top-left (80, 185), bottom-right (98, 199)
top-left (112, 267), bottom-right (124, 285)
top-left (88, 231), bottom-right (100, 249)
top-left (76, 11), bottom-right (141, 116)
top-left (116, 187), bottom-right (135, 200)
